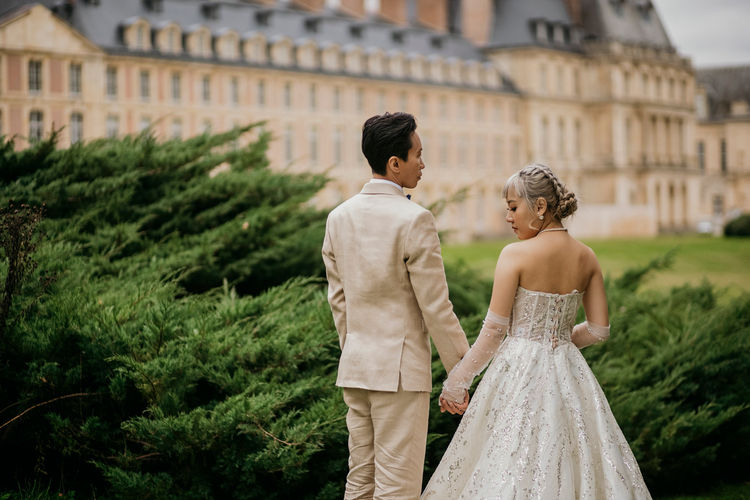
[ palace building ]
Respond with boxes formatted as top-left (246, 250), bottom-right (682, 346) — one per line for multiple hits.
top-left (1, 0), bottom-right (748, 239)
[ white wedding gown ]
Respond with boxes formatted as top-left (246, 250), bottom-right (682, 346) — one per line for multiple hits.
top-left (422, 287), bottom-right (652, 499)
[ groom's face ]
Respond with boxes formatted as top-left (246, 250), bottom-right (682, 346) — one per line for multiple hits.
top-left (395, 132), bottom-right (424, 189)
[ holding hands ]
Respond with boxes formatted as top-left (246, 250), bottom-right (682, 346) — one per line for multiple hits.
top-left (439, 390), bottom-right (470, 415)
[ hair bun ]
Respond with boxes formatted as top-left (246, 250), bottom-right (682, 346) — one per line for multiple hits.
top-left (556, 191), bottom-right (578, 219)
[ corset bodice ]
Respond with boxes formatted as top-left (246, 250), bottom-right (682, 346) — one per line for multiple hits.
top-left (508, 286), bottom-right (583, 348)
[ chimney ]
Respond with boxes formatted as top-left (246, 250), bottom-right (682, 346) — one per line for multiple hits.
top-left (461, 0), bottom-right (492, 46)
top-left (416, 0), bottom-right (447, 32)
top-left (377, 0), bottom-right (408, 26)
top-left (337, 0), bottom-right (366, 18)
top-left (563, 0), bottom-right (582, 24)
top-left (291, 0), bottom-right (326, 11)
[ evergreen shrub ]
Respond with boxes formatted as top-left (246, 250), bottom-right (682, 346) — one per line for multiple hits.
top-left (1, 130), bottom-right (748, 498)
top-left (724, 213), bottom-right (750, 237)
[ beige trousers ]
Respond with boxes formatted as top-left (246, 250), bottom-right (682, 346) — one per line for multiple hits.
top-left (342, 386), bottom-right (430, 500)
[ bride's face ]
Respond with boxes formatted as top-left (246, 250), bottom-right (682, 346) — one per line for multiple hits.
top-left (505, 188), bottom-right (539, 240)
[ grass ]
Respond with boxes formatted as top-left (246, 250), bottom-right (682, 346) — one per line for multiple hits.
top-left (442, 235), bottom-right (750, 296)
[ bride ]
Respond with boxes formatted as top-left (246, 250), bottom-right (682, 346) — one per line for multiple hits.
top-left (422, 164), bottom-right (651, 499)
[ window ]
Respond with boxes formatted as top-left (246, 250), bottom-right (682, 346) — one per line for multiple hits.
top-left (539, 64), bottom-right (547, 93)
top-left (29, 60), bottom-right (42, 93)
top-left (140, 70), bottom-right (150, 101)
top-left (377, 90), bottom-right (385, 111)
top-left (168, 28), bottom-right (176, 52)
top-left (202, 119), bottom-right (212, 133)
top-left (137, 24), bottom-right (145, 49)
top-left (712, 194), bottom-right (724, 216)
top-left (334, 126), bottom-right (342, 164)
top-left (310, 83), bottom-right (317, 110)
top-left (257, 80), bottom-right (266, 107)
top-left (355, 88), bottom-right (364, 112)
top-left (476, 99), bottom-right (484, 122)
top-left (139, 116), bottom-right (151, 132)
top-left (439, 95), bottom-right (447, 117)
top-left (106, 115), bottom-right (119, 138)
top-left (399, 92), bottom-right (407, 111)
top-left (172, 119), bottom-right (182, 139)
top-left (557, 65), bottom-right (564, 94)
top-left (106, 66), bottom-right (117, 98)
top-left (720, 139), bottom-right (727, 173)
top-left (309, 125), bottom-right (318, 163)
top-left (70, 112), bottom-right (83, 144)
top-left (29, 110), bottom-right (43, 142)
top-left (333, 86), bottom-right (341, 112)
top-left (697, 141), bottom-right (705, 170)
top-left (284, 82), bottom-right (292, 109)
top-left (202, 76), bottom-right (210, 103)
top-left (230, 77), bottom-right (239, 105)
top-left (458, 98), bottom-right (466, 120)
top-left (420, 94), bottom-right (428, 117)
top-left (284, 124), bottom-right (293, 162)
top-left (171, 72), bottom-right (181, 102)
top-left (541, 117), bottom-right (549, 155)
top-left (558, 118), bottom-right (565, 157)
top-left (69, 63), bottom-right (82, 96)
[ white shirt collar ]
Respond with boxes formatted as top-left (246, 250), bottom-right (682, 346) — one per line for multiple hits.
top-left (368, 178), bottom-right (404, 193)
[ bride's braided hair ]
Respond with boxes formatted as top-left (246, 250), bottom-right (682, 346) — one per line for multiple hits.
top-left (502, 163), bottom-right (578, 220)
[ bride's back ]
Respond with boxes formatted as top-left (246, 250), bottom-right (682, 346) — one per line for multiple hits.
top-left (512, 232), bottom-right (596, 295)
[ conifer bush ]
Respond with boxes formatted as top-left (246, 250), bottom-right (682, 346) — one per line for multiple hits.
top-left (1, 129), bottom-right (749, 498)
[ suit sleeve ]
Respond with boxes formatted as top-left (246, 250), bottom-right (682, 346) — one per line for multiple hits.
top-left (322, 218), bottom-right (347, 349)
top-left (405, 210), bottom-right (470, 373)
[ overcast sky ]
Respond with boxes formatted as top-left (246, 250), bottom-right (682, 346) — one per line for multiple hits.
top-left (650, 0), bottom-right (750, 68)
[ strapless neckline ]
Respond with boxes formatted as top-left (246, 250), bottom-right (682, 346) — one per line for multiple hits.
top-left (517, 285), bottom-right (583, 297)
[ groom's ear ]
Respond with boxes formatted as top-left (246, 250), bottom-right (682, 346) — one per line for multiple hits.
top-left (387, 155), bottom-right (400, 174)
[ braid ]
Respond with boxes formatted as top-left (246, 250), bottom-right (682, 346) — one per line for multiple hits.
top-left (511, 162), bottom-right (578, 220)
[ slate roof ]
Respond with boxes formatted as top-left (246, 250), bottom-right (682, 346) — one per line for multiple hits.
top-left (5, 0), bottom-right (485, 62)
top-left (486, 0), bottom-right (581, 50)
top-left (697, 66), bottom-right (750, 120)
top-left (578, 0), bottom-right (672, 49)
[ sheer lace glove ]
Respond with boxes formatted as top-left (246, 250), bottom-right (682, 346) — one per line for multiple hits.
top-left (441, 310), bottom-right (510, 403)
top-left (571, 320), bottom-right (610, 348)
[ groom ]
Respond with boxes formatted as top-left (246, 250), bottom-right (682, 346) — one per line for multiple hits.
top-left (322, 112), bottom-right (470, 499)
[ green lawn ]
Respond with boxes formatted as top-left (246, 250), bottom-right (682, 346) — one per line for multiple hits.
top-left (443, 235), bottom-right (750, 296)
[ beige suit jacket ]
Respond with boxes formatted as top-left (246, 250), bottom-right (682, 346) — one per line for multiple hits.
top-left (322, 182), bottom-right (470, 392)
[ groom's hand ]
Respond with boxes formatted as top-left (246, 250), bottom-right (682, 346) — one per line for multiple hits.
top-left (439, 391), bottom-right (469, 415)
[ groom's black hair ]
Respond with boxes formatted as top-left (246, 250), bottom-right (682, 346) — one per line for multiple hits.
top-left (361, 112), bottom-right (417, 176)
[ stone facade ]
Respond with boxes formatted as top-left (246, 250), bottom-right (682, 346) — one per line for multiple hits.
top-left (0, 0), bottom-right (747, 240)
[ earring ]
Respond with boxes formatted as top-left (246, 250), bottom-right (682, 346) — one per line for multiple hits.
top-left (538, 215), bottom-right (543, 220)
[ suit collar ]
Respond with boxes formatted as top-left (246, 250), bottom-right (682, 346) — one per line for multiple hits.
top-left (360, 182), bottom-right (408, 198)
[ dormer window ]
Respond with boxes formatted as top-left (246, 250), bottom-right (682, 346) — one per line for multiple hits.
top-left (305, 18), bottom-right (320, 34)
top-left (297, 39), bottom-right (320, 70)
top-left (156, 23), bottom-right (182, 54)
top-left (202, 3), bottom-right (219, 20)
top-left (430, 36), bottom-right (444, 49)
top-left (243, 33), bottom-right (267, 64)
top-left (186, 25), bottom-right (212, 58)
top-left (392, 31), bottom-right (404, 44)
top-left (123, 19), bottom-right (152, 51)
top-left (143, 0), bottom-right (163, 12)
top-left (216, 30), bottom-right (240, 60)
top-left (350, 25), bottom-right (363, 39)
top-left (256, 10), bottom-right (272, 27)
top-left (269, 36), bottom-right (294, 67)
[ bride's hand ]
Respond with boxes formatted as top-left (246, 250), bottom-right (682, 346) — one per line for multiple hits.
top-left (439, 391), bottom-right (469, 415)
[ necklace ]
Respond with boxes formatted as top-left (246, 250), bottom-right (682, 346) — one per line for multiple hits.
top-left (538, 227), bottom-right (568, 234)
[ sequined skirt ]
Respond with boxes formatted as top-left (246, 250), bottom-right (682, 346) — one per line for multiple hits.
top-left (422, 336), bottom-right (652, 500)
